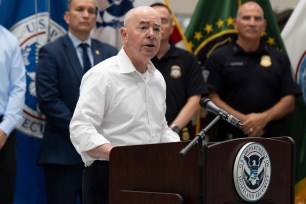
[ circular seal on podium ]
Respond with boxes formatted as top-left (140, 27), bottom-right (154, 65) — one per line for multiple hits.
top-left (233, 142), bottom-right (271, 202)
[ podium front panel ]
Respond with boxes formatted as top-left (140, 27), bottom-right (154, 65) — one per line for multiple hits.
top-left (203, 137), bottom-right (294, 204)
top-left (109, 137), bottom-right (294, 204)
top-left (109, 142), bottom-right (202, 204)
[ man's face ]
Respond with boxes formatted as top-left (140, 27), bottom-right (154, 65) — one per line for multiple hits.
top-left (121, 7), bottom-right (162, 61)
top-left (64, 0), bottom-right (96, 37)
top-left (234, 3), bottom-right (266, 41)
top-left (152, 6), bottom-right (174, 43)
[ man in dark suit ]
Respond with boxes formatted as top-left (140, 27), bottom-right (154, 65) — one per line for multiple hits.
top-left (35, 0), bottom-right (117, 203)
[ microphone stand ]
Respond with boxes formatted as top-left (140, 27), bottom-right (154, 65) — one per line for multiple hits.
top-left (178, 114), bottom-right (221, 202)
top-left (179, 115), bottom-right (221, 156)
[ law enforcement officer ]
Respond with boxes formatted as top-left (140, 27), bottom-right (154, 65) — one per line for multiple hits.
top-left (151, 3), bottom-right (207, 140)
top-left (205, 1), bottom-right (300, 141)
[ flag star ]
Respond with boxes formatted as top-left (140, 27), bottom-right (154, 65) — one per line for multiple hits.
top-left (204, 24), bottom-right (213, 33)
top-left (216, 19), bottom-right (224, 28)
top-left (267, 37), bottom-right (276, 45)
top-left (261, 31), bottom-right (267, 37)
top-left (188, 41), bottom-right (194, 50)
top-left (227, 17), bottom-right (234, 26)
top-left (194, 31), bottom-right (203, 41)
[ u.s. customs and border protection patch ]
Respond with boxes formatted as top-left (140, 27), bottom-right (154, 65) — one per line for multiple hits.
top-left (233, 142), bottom-right (271, 202)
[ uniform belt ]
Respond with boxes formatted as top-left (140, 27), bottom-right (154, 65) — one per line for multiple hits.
top-left (0, 115), bottom-right (3, 122)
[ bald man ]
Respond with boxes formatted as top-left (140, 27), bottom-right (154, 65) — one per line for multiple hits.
top-left (205, 1), bottom-right (300, 141)
top-left (70, 6), bottom-right (180, 204)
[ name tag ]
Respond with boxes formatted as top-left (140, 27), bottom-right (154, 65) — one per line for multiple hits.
top-left (229, 61), bottom-right (245, 66)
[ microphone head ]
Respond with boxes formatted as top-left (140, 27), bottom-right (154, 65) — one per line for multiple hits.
top-left (199, 97), bottom-right (225, 117)
top-left (199, 97), bottom-right (211, 108)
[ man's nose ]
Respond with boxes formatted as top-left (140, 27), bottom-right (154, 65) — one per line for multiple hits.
top-left (82, 10), bottom-right (90, 18)
top-left (147, 27), bottom-right (156, 39)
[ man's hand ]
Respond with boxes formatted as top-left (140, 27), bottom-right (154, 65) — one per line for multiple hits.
top-left (242, 112), bottom-right (269, 137)
top-left (87, 143), bottom-right (113, 160)
top-left (0, 130), bottom-right (7, 150)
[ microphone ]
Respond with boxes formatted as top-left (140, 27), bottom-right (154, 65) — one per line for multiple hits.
top-left (200, 98), bottom-right (243, 128)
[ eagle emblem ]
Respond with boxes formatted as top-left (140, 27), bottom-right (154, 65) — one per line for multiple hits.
top-left (243, 155), bottom-right (265, 187)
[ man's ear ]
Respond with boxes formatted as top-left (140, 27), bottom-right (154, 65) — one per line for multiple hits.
top-left (120, 27), bottom-right (128, 43)
top-left (233, 18), bottom-right (238, 30)
top-left (64, 11), bottom-right (70, 24)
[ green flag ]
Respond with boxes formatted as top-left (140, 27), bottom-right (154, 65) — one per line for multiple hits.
top-left (185, 0), bottom-right (285, 66)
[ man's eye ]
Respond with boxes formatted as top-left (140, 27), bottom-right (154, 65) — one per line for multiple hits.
top-left (153, 27), bottom-right (161, 33)
top-left (139, 26), bottom-right (148, 32)
top-left (88, 9), bottom-right (96, 14)
top-left (254, 16), bottom-right (263, 21)
top-left (161, 18), bottom-right (168, 24)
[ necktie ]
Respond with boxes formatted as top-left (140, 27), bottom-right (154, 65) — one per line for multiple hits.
top-left (80, 43), bottom-right (92, 73)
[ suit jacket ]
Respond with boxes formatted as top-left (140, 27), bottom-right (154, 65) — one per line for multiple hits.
top-left (36, 34), bottom-right (117, 165)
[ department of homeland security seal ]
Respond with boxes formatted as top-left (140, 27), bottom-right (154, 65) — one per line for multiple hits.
top-left (10, 13), bottom-right (66, 138)
top-left (233, 142), bottom-right (271, 202)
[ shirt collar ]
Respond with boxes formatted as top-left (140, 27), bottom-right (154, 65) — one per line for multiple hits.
top-left (233, 40), bottom-right (268, 56)
top-left (117, 48), bottom-right (156, 74)
top-left (68, 32), bottom-right (92, 48)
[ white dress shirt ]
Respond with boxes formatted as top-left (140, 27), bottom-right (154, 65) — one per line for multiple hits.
top-left (70, 48), bottom-right (180, 166)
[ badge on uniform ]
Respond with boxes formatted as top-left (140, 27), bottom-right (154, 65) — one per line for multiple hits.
top-left (181, 128), bottom-right (190, 141)
top-left (170, 65), bottom-right (181, 78)
top-left (95, 50), bottom-right (100, 55)
top-left (260, 55), bottom-right (272, 67)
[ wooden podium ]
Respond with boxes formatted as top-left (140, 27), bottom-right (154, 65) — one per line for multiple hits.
top-left (109, 137), bottom-right (294, 204)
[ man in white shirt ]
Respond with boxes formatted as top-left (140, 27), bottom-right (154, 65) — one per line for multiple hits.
top-left (0, 25), bottom-right (26, 204)
top-left (70, 6), bottom-right (180, 204)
